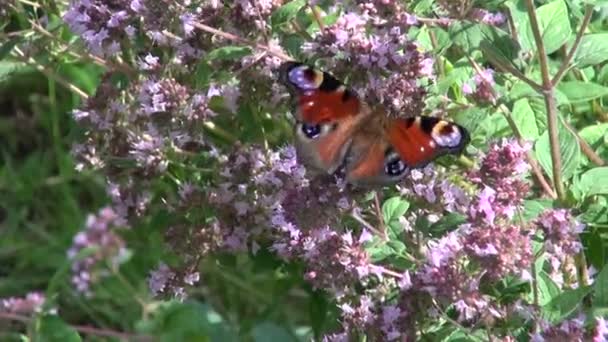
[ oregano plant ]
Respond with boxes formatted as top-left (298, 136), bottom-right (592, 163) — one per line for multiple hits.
top-left (1, 0), bottom-right (608, 340)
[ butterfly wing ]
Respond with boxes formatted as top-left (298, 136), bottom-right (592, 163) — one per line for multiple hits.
top-left (388, 116), bottom-right (469, 167)
top-left (344, 116), bottom-right (469, 186)
top-left (279, 62), bottom-right (369, 174)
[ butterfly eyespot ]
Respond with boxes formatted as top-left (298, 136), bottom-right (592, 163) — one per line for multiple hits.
top-left (384, 152), bottom-right (408, 177)
top-left (288, 66), bottom-right (323, 90)
top-left (301, 123), bottom-right (322, 139)
top-left (431, 122), bottom-right (463, 148)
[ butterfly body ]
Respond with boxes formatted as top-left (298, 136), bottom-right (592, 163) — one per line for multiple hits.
top-left (279, 62), bottom-right (469, 186)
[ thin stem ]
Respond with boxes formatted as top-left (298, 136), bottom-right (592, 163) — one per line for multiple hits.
top-left (501, 105), bottom-right (558, 199)
top-left (0, 312), bottom-right (153, 341)
top-left (308, 2), bottom-right (325, 31)
top-left (373, 192), bottom-right (388, 239)
top-left (27, 19), bottom-right (137, 77)
top-left (13, 47), bottom-right (89, 100)
top-left (524, 0), bottom-right (566, 201)
top-left (466, 55), bottom-right (557, 199)
top-left (203, 121), bottom-right (238, 143)
top-left (428, 30), bottom-right (445, 77)
top-left (484, 53), bottom-right (542, 93)
top-left (551, 5), bottom-right (594, 86)
top-left (561, 118), bottom-right (606, 166)
top-left (192, 22), bottom-right (293, 61)
top-left (574, 252), bottom-right (589, 288)
top-left (351, 210), bottom-right (385, 239)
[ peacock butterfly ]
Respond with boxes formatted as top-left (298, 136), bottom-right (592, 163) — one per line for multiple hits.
top-left (278, 61), bottom-right (469, 186)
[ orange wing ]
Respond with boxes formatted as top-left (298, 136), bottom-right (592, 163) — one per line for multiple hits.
top-left (279, 62), bottom-right (367, 174)
top-left (388, 116), bottom-right (469, 168)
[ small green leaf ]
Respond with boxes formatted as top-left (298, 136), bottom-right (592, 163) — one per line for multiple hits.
top-left (271, 0), bottom-right (306, 28)
top-left (512, 98), bottom-right (540, 140)
top-left (387, 240), bottom-right (407, 255)
top-left (206, 46), bottom-right (252, 61)
top-left (368, 244), bottom-right (394, 262)
top-left (523, 199), bottom-right (554, 221)
top-left (534, 119), bottom-right (581, 181)
top-left (542, 286), bottom-right (591, 324)
top-left (573, 34), bottom-right (608, 67)
top-left (252, 322), bottom-right (296, 342)
top-left (0, 37), bottom-right (21, 60)
top-left (382, 197), bottom-right (409, 225)
top-left (576, 167), bottom-right (608, 197)
top-left (138, 301), bottom-right (237, 342)
top-left (506, 0), bottom-right (534, 53)
top-left (537, 271), bottom-right (561, 305)
top-left (528, 0), bottom-right (572, 54)
top-left (580, 202), bottom-right (608, 225)
top-left (579, 123), bottom-right (608, 146)
top-left (558, 81), bottom-right (608, 103)
top-left (35, 315), bottom-right (82, 342)
top-left (582, 0), bottom-right (608, 7)
top-left (582, 228), bottom-right (605, 269)
top-left (594, 265), bottom-right (608, 307)
top-left (428, 213), bottom-right (467, 236)
top-left (309, 291), bottom-right (328, 339)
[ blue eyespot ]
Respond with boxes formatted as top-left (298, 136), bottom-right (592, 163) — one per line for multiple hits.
top-left (289, 67), bottom-right (318, 90)
top-left (385, 157), bottom-right (407, 177)
top-left (301, 123), bottom-right (322, 139)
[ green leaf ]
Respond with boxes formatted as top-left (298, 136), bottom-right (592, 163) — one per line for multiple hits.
top-left (0, 37), bottom-right (21, 60)
top-left (451, 22), bottom-right (517, 62)
top-left (382, 197), bottom-right (409, 225)
top-left (573, 34), bottom-right (608, 67)
top-left (542, 286), bottom-right (591, 323)
top-left (537, 271), bottom-right (561, 305)
top-left (580, 202), bottom-right (608, 225)
top-left (557, 81), bottom-right (608, 103)
top-left (138, 301), bottom-right (237, 342)
top-left (368, 244), bottom-right (397, 262)
top-left (512, 98), bottom-right (540, 140)
top-left (534, 119), bottom-right (581, 181)
top-left (194, 61), bottom-right (213, 89)
top-left (309, 291), bottom-right (328, 340)
top-left (428, 213), bottom-right (467, 236)
top-left (506, 0), bottom-right (535, 53)
top-left (523, 199), bottom-right (554, 221)
top-left (271, 0), bottom-right (306, 28)
top-left (252, 322), bottom-right (296, 342)
top-left (576, 167), bottom-right (608, 197)
top-left (579, 123), bottom-right (608, 146)
top-left (528, 0), bottom-right (572, 54)
top-left (582, 0), bottom-right (608, 7)
top-left (34, 315), bottom-right (82, 342)
top-left (475, 24), bottom-right (520, 69)
top-left (582, 228), bottom-right (605, 269)
top-left (594, 265), bottom-right (608, 307)
top-left (206, 46), bottom-right (252, 61)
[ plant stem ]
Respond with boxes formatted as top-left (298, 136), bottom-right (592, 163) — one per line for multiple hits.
top-left (500, 105), bottom-right (558, 199)
top-left (308, 1), bottom-right (325, 31)
top-left (0, 312), bottom-right (153, 341)
top-left (524, 0), bottom-right (566, 201)
top-left (551, 5), bottom-right (594, 86)
top-left (192, 22), bottom-right (293, 61)
top-left (561, 118), bottom-right (606, 166)
top-left (575, 252), bottom-right (589, 287)
top-left (13, 47), bottom-right (89, 100)
top-left (466, 55), bottom-right (557, 199)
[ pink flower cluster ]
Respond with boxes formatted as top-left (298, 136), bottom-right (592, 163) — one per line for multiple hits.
top-left (60, 0), bottom-right (596, 339)
top-left (68, 207), bottom-right (127, 295)
top-left (0, 292), bottom-right (47, 314)
top-left (303, 9), bottom-right (433, 116)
